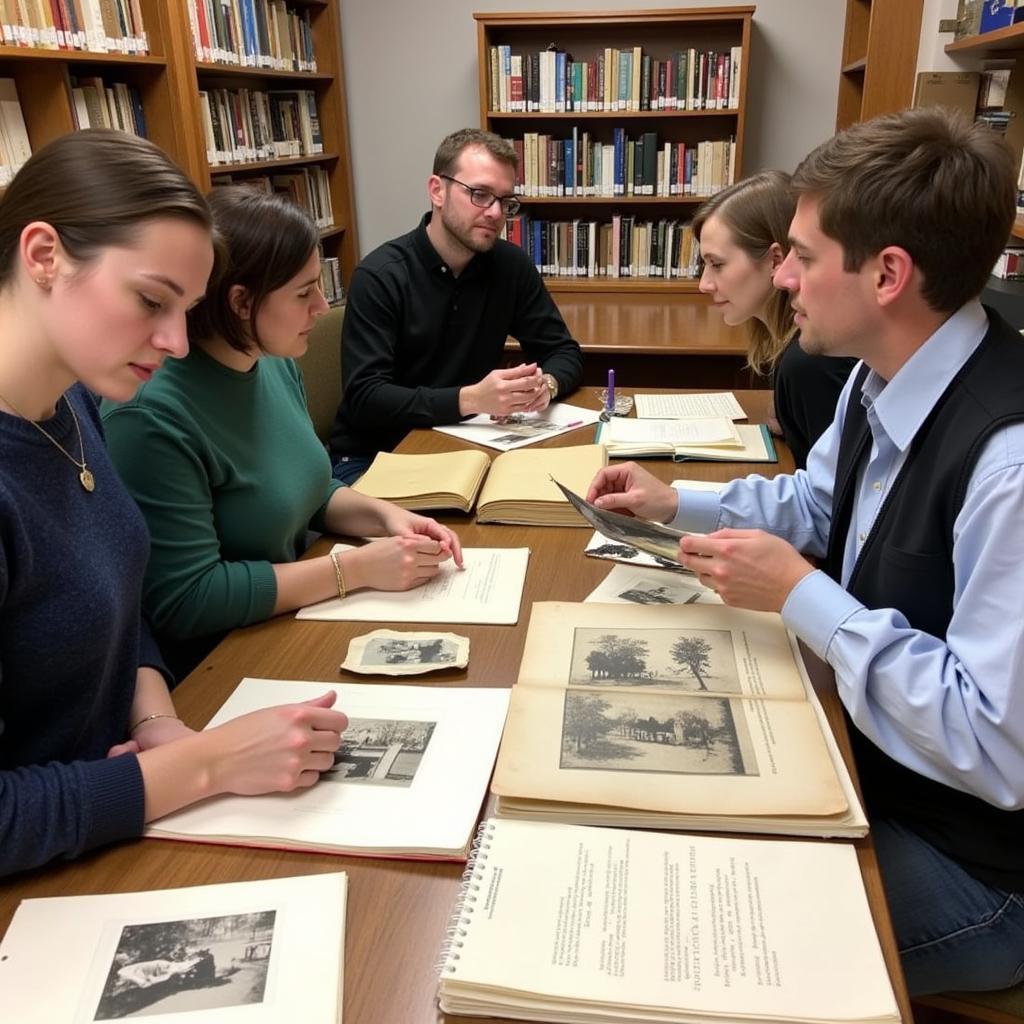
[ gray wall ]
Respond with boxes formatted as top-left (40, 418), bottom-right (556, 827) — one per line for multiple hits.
top-left (339, 0), bottom-right (846, 256)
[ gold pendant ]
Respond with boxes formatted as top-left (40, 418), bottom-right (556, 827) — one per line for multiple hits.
top-left (80, 468), bottom-right (95, 492)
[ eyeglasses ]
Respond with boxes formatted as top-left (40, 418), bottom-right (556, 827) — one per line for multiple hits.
top-left (439, 174), bottom-right (521, 217)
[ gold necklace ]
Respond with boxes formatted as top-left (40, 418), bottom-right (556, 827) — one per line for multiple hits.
top-left (0, 390), bottom-right (95, 492)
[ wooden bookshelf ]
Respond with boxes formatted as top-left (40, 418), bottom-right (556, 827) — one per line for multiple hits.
top-left (0, 0), bottom-right (358, 285)
top-left (473, 7), bottom-right (754, 297)
top-left (945, 23), bottom-right (1024, 241)
top-left (835, 0), bottom-right (925, 131)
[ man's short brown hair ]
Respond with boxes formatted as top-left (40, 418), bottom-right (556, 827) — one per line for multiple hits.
top-left (432, 128), bottom-right (517, 177)
top-left (791, 107), bottom-right (1015, 313)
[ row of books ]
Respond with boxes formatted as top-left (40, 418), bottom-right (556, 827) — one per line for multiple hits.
top-left (0, 0), bottom-right (148, 53)
top-left (211, 164), bottom-right (334, 229)
top-left (0, 79), bottom-right (30, 186)
top-left (504, 216), bottom-right (702, 280)
top-left (199, 87), bottom-right (322, 165)
top-left (488, 44), bottom-right (742, 113)
top-left (508, 131), bottom-right (735, 198)
top-left (992, 245), bottom-right (1024, 280)
top-left (70, 75), bottom-right (146, 136)
top-left (319, 254), bottom-right (344, 306)
top-left (187, 0), bottom-right (317, 72)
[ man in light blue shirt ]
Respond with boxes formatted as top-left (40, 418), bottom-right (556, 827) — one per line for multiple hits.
top-left (588, 108), bottom-right (1024, 995)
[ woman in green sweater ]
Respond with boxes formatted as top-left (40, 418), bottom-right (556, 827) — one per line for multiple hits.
top-left (103, 187), bottom-right (462, 676)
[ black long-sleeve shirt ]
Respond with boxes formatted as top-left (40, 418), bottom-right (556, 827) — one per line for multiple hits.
top-left (330, 213), bottom-right (583, 458)
top-left (772, 334), bottom-right (857, 470)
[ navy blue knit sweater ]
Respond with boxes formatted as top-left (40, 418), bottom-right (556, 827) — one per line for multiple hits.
top-left (0, 384), bottom-right (161, 876)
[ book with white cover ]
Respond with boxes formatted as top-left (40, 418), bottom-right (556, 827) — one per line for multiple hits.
top-left (149, 678), bottom-right (510, 860)
top-left (433, 401), bottom-right (601, 451)
top-left (438, 818), bottom-right (899, 1024)
top-left (296, 546), bottom-right (529, 624)
top-left (635, 391), bottom-right (747, 420)
top-left (0, 873), bottom-right (347, 1024)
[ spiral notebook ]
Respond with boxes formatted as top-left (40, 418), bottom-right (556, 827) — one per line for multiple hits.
top-left (438, 818), bottom-right (900, 1024)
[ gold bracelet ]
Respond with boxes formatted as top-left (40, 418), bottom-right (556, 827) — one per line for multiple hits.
top-left (329, 550), bottom-right (347, 600)
top-left (129, 712), bottom-right (180, 734)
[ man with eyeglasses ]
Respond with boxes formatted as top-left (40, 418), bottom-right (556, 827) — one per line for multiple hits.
top-left (328, 128), bottom-right (583, 483)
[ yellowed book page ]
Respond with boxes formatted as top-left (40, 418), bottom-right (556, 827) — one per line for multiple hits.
top-left (493, 684), bottom-right (846, 818)
top-left (479, 443), bottom-right (607, 507)
top-left (674, 422), bottom-right (771, 460)
top-left (439, 819), bottom-right (899, 1024)
top-left (518, 602), bottom-right (806, 700)
top-left (606, 416), bottom-right (741, 449)
top-left (351, 449), bottom-right (489, 504)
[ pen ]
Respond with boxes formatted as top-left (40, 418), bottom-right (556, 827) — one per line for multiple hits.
top-left (606, 368), bottom-right (616, 413)
top-left (563, 419), bottom-right (584, 428)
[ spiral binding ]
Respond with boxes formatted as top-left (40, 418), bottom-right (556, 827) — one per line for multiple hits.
top-left (436, 818), bottom-right (496, 976)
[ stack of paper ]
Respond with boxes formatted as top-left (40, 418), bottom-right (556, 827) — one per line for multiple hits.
top-left (634, 390), bottom-right (747, 420)
top-left (148, 678), bottom-right (510, 860)
top-left (599, 418), bottom-right (777, 462)
top-left (433, 402), bottom-right (601, 451)
top-left (352, 449), bottom-right (490, 512)
top-left (0, 873), bottom-right (348, 1024)
top-left (492, 601), bottom-right (868, 838)
top-left (477, 444), bottom-right (607, 526)
top-left (439, 819), bottom-right (899, 1024)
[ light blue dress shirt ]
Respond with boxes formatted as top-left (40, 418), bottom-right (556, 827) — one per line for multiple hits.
top-left (671, 302), bottom-right (1024, 810)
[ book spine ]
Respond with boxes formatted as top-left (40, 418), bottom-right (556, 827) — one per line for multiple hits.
top-left (437, 819), bottom-right (495, 977)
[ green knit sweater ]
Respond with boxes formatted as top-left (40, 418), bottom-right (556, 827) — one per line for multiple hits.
top-left (102, 346), bottom-right (342, 644)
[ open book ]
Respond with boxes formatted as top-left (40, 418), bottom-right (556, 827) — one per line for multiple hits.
top-left (598, 419), bottom-right (777, 462)
top-left (491, 602), bottom-right (867, 837)
top-left (351, 444), bottom-right (606, 523)
top-left (148, 678), bottom-right (510, 860)
top-left (0, 873), bottom-right (347, 1024)
top-left (477, 444), bottom-right (607, 525)
top-left (352, 449), bottom-right (490, 512)
top-left (438, 819), bottom-right (899, 1024)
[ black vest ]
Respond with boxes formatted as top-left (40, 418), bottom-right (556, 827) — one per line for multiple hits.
top-left (825, 309), bottom-right (1024, 891)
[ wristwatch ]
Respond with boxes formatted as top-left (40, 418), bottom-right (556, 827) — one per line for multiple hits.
top-left (542, 373), bottom-right (559, 400)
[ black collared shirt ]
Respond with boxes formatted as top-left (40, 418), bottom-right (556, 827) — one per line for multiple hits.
top-left (329, 213), bottom-right (583, 457)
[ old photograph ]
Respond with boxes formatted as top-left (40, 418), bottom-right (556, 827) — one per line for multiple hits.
top-left (559, 691), bottom-right (756, 777)
top-left (362, 635), bottom-right (458, 665)
top-left (93, 911), bottom-right (275, 1019)
top-left (568, 627), bottom-right (741, 694)
top-left (489, 419), bottom-right (559, 444)
top-left (584, 533), bottom-right (693, 575)
top-left (341, 629), bottom-right (470, 676)
top-left (322, 717), bottom-right (437, 787)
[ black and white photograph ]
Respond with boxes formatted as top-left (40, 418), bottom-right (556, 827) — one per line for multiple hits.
top-left (361, 636), bottom-right (458, 666)
top-left (93, 911), bottom-right (275, 1020)
top-left (568, 627), bottom-right (742, 694)
top-left (555, 482), bottom-right (686, 562)
top-left (584, 535), bottom-right (692, 575)
top-left (322, 717), bottom-right (436, 786)
top-left (559, 691), bottom-right (756, 777)
top-left (488, 419), bottom-right (559, 445)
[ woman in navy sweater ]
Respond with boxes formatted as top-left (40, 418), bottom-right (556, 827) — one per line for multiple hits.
top-left (0, 130), bottom-right (348, 877)
top-left (692, 171), bottom-right (856, 469)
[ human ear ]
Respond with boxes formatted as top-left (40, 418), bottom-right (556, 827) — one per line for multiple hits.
top-left (767, 241), bottom-right (785, 270)
top-left (228, 283), bottom-right (252, 320)
top-left (874, 246), bottom-right (914, 307)
top-left (20, 222), bottom-right (61, 287)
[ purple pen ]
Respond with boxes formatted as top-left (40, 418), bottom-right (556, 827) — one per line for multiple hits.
top-left (606, 368), bottom-right (616, 413)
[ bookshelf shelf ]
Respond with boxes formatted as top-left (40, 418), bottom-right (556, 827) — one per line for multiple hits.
top-left (543, 277), bottom-right (701, 294)
top-left (0, 46), bottom-right (166, 66)
top-left (0, 1), bottom-right (358, 291)
top-left (475, 6), bottom-right (753, 296)
top-left (518, 195), bottom-right (712, 205)
top-left (945, 22), bottom-right (1024, 54)
top-left (211, 152), bottom-right (339, 173)
top-left (194, 61), bottom-right (332, 83)
top-left (835, 0), bottom-right (924, 131)
top-left (487, 108), bottom-right (740, 120)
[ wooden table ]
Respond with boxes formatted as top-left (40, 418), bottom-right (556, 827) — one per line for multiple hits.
top-left (0, 390), bottom-right (911, 1024)
top-left (507, 294), bottom-right (763, 390)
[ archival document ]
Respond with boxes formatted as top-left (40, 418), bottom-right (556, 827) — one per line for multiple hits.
top-left (493, 602), bottom-right (867, 836)
top-left (438, 819), bottom-right (899, 1024)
